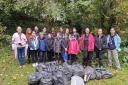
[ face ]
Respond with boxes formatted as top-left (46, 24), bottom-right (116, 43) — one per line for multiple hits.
top-left (34, 26), bottom-right (38, 31)
top-left (32, 31), bottom-right (36, 36)
top-left (97, 29), bottom-right (103, 35)
top-left (57, 33), bottom-right (60, 37)
top-left (60, 27), bottom-right (63, 32)
top-left (85, 28), bottom-right (90, 34)
top-left (73, 28), bottom-right (77, 33)
top-left (27, 28), bottom-right (31, 33)
top-left (43, 27), bottom-right (47, 33)
top-left (110, 28), bottom-right (116, 35)
top-left (48, 34), bottom-right (51, 38)
top-left (17, 26), bottom-right (22, 33)
top-left (66, 28), bottom-right (69, 33)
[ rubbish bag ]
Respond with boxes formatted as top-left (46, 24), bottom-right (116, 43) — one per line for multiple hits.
top-left (95, 67), bottom-right (112, 80)
top-left (63, 62), bottom-right (73, 80)
top-left (71, 76), bottom-right (85, 85)
top-left (28, 72), bottom-right (42, 85)
top-left (71, 63), bottom-right (84, 77)
top-left (63, 52), bottom-right (68, 62)
top-left (84, 66), bottom-right (96, 82)
top-left (39, 71), bottom-right (53, 85)
top-left (52, 70), bottom-right (68, 85)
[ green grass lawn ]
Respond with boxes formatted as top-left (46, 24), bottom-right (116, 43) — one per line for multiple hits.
top-left (0, 47), bottom-right (128, 85)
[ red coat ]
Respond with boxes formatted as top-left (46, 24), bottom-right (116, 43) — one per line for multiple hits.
top-left (68, 38), bottom-right (79, 55)
top-left (80, 34), bottom-right (94, 51)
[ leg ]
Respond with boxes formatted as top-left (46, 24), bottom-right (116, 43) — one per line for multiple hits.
top-left (35, 50), bottom-right (38, 62)
top-left (112, 49), bottom-right (121, 69)
top-left (17, 48), bottom-right (22, 65)
top-left (30, 50), bottom-right (35, 63)
top-left (39, 51), bottom-right (43, 63)
top-left (87, 52), bottom-right (93, 66)
top-left (83, 51), bottom-right (87, 66)
top-left (99, 51), bottom-right (104, 67)
top-left (96, 50), bottom-right (100, 67)
top-left (20, 47), bottom-right (25, 65)
top-left (108, 50), bottom-right (112, 66)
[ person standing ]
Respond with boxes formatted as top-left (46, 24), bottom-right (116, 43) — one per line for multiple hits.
top-left (46, 33), bottom-right (54, 62)
top-left (39, 33), bottom-right (47, 63)
top-left (107, 27), bottom-right (121, 71)
top-left (68, 35), bottom-right (79, 64)
top-left (80, 27), bottom-right (94, 66)
top-left (54, 32), bottom-right (62, 64)
top-left (95, 28), bottom-right (107, 67)
top-left (12, 26), bottom-right (27, 68)
top-left (61, 33), bottom-right (70, 62)
top-left (29, 31), bottom-right (39, 67)
top-left (26, 28), bottom-right (32, 63)
top-left (72, 27), bottom-right (80, 41)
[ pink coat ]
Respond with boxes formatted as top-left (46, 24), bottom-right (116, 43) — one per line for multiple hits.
top-left (80, 34), bottom-right (94, 51)
top-left (68, 38), bottom-right (79, 55)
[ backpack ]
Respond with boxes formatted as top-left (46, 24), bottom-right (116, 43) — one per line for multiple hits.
top-left (71, 76), bottom-right (85, 85)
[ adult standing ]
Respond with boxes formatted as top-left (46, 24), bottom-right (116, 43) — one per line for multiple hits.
top-left (26, 28), bottom-right (32, 63)
top-left (107, 27), bottom-right (121, 71)
top-left (80, 27), bottom-right (94, 66)
top-left (95, 28), bottom-right (107, 67)
top-left (12, 26), bottom-right (27, 68)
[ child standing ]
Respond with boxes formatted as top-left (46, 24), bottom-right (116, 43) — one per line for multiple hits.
top-left (29, 31), bottom-right (39, 67)
top-left (46, 33), bottom-right (54, 62)
top-left (39, 33), bottom-right (47, 63)
top-left (68, 35), bottom-right (79, 64)
top-left (54, 32), bottom-right (62, 64)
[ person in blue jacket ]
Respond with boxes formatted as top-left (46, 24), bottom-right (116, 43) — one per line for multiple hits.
top-left (29, 31), bottom-right (39, 67)
top-left (107, 27), bottom-right (121, 71)
top-left (39, 32), bottom-right (47, 63)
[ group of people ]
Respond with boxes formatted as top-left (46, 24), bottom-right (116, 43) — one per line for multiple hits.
top-left (12, 26), bottom-right (121, 71)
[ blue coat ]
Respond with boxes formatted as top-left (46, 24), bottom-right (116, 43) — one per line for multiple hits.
top-left (107, 34), bottom-right (121, 51)
top-left (39, 38), bottom-right (47, 52)
top-left (29, 36), bottom-right (39, 50)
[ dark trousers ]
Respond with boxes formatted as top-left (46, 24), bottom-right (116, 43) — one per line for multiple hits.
top-left (47, 50), bottom-right (54, 62)
top-left (69, 54), bottom-right (77, 64)
top-left (55, 53), bottom-right (63, 62)
top-left (30, 50), bottom-right (38, 63)
top-left (27, 47), bottom-right (31, 63)
top-left (96, 50), bottom-right (104, 66)
top-left (39, 51), bottom-right (46, 63)
top-left (17, 47), bottom-right (25, 66)
top-left (83, 51), bottom-right (93, 66)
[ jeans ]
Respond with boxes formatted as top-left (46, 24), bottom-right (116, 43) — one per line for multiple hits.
top-left (17, 47), bottom-right (25, 66)
top-left (108, 49), bottom-right (120, 69)
top-left (47, 50), bottom-right (54, 62)
top-left (96, 50), bottom-right (104, 66)
top-left (39, 51), bottom-right (46, 63)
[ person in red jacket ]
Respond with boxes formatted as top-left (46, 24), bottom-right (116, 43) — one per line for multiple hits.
top-left (80, 27), bottom-right (94, 66)
top-left (68, 35), bottom-right (79, 64)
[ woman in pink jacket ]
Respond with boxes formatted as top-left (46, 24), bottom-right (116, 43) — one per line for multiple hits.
top-left (80, 27), bottom-right (94, 66)
top-left (68, 35), bottom-right (79, 64)
top-left (12, 26), bottom-right (27, 68)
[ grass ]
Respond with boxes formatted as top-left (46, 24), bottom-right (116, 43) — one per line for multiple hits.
top-left (0, 47), bottom-right (128, 85)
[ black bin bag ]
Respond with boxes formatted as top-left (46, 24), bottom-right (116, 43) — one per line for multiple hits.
top-left (28, 72), bottom-right (42, 85)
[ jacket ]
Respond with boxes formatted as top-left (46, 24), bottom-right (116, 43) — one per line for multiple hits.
top-left (39, 37), bottom-right (47, 52)
top-left (107, 34), bottom-right (121, 51)
top-left (29, 36), bottom-right (39, 50)
top-left (80, 33), bottom-right (94, 51)
top-left (46, 38), bottom-right (54, 51)
top-left (61, 38), bottom-right (69, 53)
top-left (68, 38), bottom-right (79, 55)
top-left (95, 35), bottom-right (107, 52)
top-left (54, 38), bottom-right (62, 53)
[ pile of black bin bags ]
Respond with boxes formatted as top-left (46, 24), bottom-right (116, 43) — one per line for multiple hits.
top-left (28, 61), bottom-right (113, 85)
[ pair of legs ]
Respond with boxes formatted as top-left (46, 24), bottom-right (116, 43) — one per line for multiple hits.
top-left (69, 54), bottom-right (77, 64)
top-left (83, 51), bottom-right (93, 66)
top-left (30, 50), bottom-right (38, 63)
top-left (17, 47), bottom-right (25, 66)
top-left (55, 53), bottom-right (63, 64)
top-left (108, 49), bottom-right (120, 69)
top-left (96, 50), bottom-right (104, 67)
top-left (47, 50), bottom-right (54, 62)
top-left (39, 51), bottom-right (46, 63)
